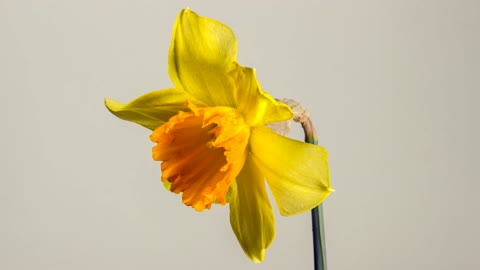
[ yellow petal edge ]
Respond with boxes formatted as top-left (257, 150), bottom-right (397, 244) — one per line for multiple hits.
top-left (250, 126), bottom-right (333, 216)
top-left (229, 155), bottom-right (275, 263)
top-left (104, 88), bottom-right (191, 130)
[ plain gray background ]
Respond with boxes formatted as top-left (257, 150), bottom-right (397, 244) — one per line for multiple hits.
top-left (2, 0), bottom-right (479, 269)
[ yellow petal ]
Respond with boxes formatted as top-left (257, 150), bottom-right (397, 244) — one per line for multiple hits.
top-left (232, 67), bottom-right (293, 126)
top-left (169, 9), bottom-right (293, 125)
top-left (104, 88), bottom-right (191, 130)
top-left (229, 154), bottom-right (275, 263)
top-left (249, 126), bottom-right (333, 216)
top-left (168, 9), bottom-right (238, 107)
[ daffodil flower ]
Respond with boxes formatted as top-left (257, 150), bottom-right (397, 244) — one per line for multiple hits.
top-left (105, 8), bottom-right (332, 263)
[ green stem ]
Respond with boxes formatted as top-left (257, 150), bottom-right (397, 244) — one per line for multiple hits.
top-left (301, 118), bottom-right (328, 270)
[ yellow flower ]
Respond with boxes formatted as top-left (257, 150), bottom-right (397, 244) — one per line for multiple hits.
top-left (105, 8), bottom-right (332, 263)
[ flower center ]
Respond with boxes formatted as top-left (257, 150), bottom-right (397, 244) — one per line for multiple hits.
top-left (150, 102), bottom-right (250, 211)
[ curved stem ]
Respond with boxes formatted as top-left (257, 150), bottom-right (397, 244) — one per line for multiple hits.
top-left (301, 118), bottom-right (327, 270)
top-left (276, 98), bottom-right (328, 270)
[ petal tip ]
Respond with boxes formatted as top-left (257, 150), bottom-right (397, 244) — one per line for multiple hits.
top-left (104, 98), bottom-right (121, 112)
top-left (104, 97), bottom-right (112, 106)
top-left (249, 249), bottom-right (266, 263)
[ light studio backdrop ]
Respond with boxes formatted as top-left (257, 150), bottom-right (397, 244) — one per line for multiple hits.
top-left (2, 0), bottom-right (479, 269)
